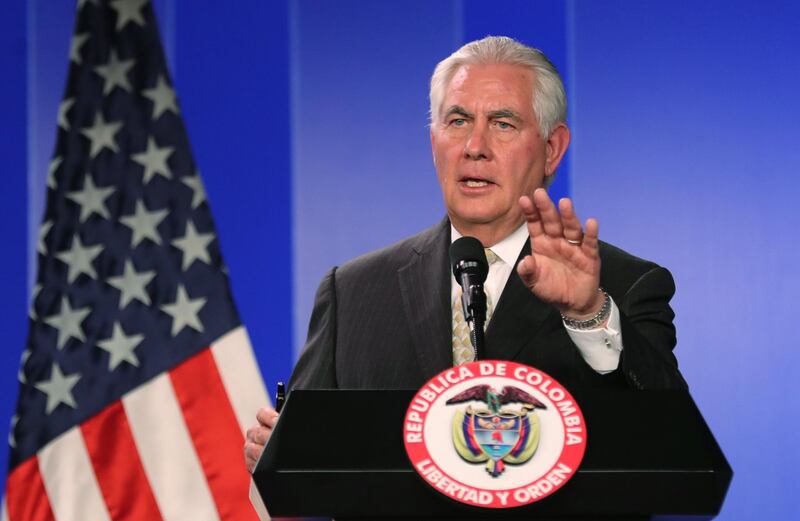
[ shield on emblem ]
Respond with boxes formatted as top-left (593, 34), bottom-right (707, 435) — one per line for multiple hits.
top-left (471, 413), bottom-right (521, 460)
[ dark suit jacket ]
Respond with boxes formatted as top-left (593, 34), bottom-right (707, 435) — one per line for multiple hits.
top-left (290, 219), bottom-right (687, 391)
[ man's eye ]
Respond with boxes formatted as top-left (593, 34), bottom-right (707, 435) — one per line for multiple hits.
top-left (496, 121), bottom-right (513, 130)
top-left (450, 118), bottom-right (467, 126)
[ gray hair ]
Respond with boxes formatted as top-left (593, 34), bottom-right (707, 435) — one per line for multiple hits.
top-left (429, 36), bottom-right (567, 138)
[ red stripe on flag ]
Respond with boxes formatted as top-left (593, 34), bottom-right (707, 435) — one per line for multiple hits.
top-left (5, 457), bottom-right (55, 521)
top-left (81, 401), bottom-right (164, 521)
top-left (170, 348), bottom-right (258, 521)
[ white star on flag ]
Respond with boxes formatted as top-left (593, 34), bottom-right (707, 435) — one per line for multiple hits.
top-left (107, 259), bottom-right (156, 307)
top-left (70, 33), bottom-right (89, 65)
top-left (161, 285), bottom-right (207, 336)
top-left (57, 98), bottom-right (75, 130)
top-left (17, 350), bottom-right (31, 384)
top-left (120, 199), bottom-right (168, 247)
top-left (56, 234), bottom-right (104, 283)
top-left (8, 415), bottom-right (19, 448)
top-left (43, 297), bottom-right (91, 350)
top-left (66, 174), bottom-right (115, 223)
top-left (132, 136), bottom-right (174, 183)
top-left (34, 363), bottom-right (81, 415)
top-left (37, 221), bottom-right (52, 256)
top-left (28, 284), bottom-right (42, 321)
top-left (47, 156), bottom-right (62, 190)
top-left (94, 49), bottom-right (136, 94)
top-left (182, 174), bottom-right (207, 209)
top-left (80, 111), bottom-right (122, 158)
top-left (142, 75), bottom-right (179, 119)
top-left (172, 220), bottom-right (215, 270)
top-left (97, 322), bottom-right (143, 370)
top-left (110, 0), bottom-right (148, 30)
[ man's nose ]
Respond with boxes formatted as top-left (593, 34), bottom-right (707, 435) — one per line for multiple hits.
top-left (464, 122), bottom-right (491, 160)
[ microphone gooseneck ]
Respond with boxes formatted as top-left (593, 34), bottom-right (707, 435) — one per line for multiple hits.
top-left (449, 236), bottom-right (489, 361)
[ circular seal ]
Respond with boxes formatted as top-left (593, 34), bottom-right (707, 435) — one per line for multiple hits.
top-left (403, 360), bottom-right (587, 509)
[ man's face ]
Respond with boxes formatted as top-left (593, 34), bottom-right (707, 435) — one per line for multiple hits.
top-left (431, 63), bottom-right (556, 241)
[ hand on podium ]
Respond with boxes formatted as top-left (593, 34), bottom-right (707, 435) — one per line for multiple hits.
top-left (244, 406), bottom-right (279, 473)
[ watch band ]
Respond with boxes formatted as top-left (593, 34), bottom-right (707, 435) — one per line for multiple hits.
top-left (561, 289), bottom-right (611, 330)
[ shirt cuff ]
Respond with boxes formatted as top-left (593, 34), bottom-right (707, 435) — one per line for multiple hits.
top-left (563, 296), bottom-right (623, 374)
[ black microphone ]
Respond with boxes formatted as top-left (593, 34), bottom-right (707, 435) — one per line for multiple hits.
top-left (449, 236), bottom-right (489, 360)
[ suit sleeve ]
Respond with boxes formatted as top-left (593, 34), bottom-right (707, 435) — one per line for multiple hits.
top-left (288, 268), bottom-right (339, 390)
top-left (616, 266), bottom-right (688, 390)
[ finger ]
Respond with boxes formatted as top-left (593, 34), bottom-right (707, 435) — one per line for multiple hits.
top-left (532, 188), bottom-right (563, 237)
top-left (516, 255), bottom-right (538, 290)
top-left (244, 442), bottom-right (263, 473)
top-left (244, 449), bottom-right (255, 473)
top-left (246, 425), bottom-right (272, 446)
top-left (256, 406), bottom-right (279, 428)
top-left (581, 218), bottom-right (600, 257)
top-left (558, 198), bottom-right (584, 244)
top-left (518, 195), bottom-right (544, 237)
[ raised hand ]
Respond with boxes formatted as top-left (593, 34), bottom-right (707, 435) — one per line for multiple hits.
top-left (516, 188), bottom-right (604, 319)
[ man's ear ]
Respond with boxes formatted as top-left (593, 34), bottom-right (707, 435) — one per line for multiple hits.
top-left (544, 123), bottom-right (570, 177)
top-left (430, 127), bottom-right (437, 165)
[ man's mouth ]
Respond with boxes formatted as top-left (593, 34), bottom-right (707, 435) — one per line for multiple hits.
top-left (460, 177), bottom-right (494, 188)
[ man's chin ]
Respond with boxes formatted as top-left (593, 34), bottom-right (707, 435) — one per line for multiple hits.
top-left (449, 210), bottom-right (521, 233)
top-left (451, 213), bottom-right (497, 227)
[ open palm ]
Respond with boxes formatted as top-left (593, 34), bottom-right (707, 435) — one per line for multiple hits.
top-left (516, 189), bottom-right (603, 318)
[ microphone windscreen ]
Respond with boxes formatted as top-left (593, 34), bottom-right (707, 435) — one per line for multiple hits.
top-left (449, 236), bottom-right (488, 280)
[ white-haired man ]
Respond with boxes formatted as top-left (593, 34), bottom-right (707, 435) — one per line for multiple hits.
top-left (245, 36), bottom-right (686, 472)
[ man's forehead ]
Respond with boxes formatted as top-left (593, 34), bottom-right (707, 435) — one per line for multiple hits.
top-left (443, 105), bottom-right (522, 121)
top-left (440, 63), bottom-right (535, 117)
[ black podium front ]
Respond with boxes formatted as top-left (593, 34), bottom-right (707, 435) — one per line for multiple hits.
top-left (253, 390), bottom-right (731, 520)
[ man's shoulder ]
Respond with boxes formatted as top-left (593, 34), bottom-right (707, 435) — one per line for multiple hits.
top-left (599, 240), bottom-right (657, 267)
top-left (598, 240), bottom-right (672, 292)
top-left (336, 218), bottom-right (448, 281)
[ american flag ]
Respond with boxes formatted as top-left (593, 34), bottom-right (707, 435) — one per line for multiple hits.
top-left (3, 1), bottom-right (269, 519)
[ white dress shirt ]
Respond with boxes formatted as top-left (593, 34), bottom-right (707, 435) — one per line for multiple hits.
top-left (450, 224), bottom-right (622, 374)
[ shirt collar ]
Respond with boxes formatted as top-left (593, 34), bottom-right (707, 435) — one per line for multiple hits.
top-left (450, 222), bottom-right (529, 267)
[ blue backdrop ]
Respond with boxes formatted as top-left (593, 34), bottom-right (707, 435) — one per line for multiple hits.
top-left (2, 1), bottom-right (798, 519)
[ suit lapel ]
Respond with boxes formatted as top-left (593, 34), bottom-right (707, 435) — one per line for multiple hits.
top-left (485, 241), bottom-right (556, 361)
top-left (397, 223), bottom-right (558, 376)
top-left (397, 219), bottom-right (452, 380)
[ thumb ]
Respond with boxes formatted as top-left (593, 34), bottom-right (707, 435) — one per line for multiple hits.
top-left (516, 255), bottom-right (538, 290)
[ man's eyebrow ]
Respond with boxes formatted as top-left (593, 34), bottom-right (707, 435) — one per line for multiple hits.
top-left (443, 105), bottom-right (474, 119)
top-left (487, 109), bottom-right (522, 121)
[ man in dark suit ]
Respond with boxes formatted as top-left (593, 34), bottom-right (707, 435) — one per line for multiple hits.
top-left (244, 36), bottom-right (685, 472)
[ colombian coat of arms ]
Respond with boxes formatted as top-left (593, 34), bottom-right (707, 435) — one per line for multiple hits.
top-left (447, 384), bottom-right (546, 477)
top-left (403, 361), bottom-right (587, 509)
